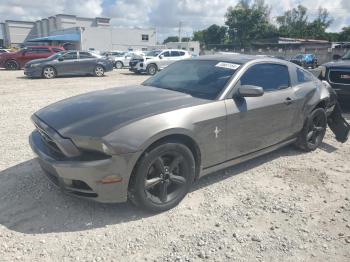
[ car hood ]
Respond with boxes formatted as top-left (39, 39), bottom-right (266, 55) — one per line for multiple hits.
top-left (34, 85), bottom-right (208, 138)
top-left (26, 58), bottom-right (51, 65)
top-left (323, 60), bottom-right (350, 68)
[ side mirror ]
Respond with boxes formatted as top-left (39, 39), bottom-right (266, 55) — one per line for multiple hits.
top-left (238, 85), bottom-right (264, 97)
top-left (58, 57), bottom-right (64, 61)
top-left (159, 55), bottom-right (164, 59)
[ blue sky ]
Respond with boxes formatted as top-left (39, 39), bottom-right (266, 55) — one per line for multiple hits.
top-left (0, 0), bottom-right (349, 42)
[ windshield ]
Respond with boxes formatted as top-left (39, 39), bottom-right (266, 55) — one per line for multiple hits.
top-left (142, 60), bottom-right (240, 100)
top-left (145, 50), bottom-right (161, 57)
top-left (47, 51), bottom-right (67, 60)
top-left (342, 50), bottom-right (350, 60)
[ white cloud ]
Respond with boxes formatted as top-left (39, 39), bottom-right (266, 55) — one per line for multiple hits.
top-left (0, 0), bottom-right (349, 42)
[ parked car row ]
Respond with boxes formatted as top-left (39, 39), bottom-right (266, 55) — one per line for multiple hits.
top-left (0, 46), bottom-right (193, 78)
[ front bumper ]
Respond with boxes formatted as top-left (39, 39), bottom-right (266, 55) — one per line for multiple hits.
top-left (29, 131), bottom-right (136, 203)
top-left (24, 66), bottom-right (42, 78)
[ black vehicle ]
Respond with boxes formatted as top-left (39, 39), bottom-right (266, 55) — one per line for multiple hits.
top-left (290, 54), bottom-right (318, 69)
top-left (24, 51), bottom-right (114, 79)
top-left (319, 51), bottom-right (350, 98)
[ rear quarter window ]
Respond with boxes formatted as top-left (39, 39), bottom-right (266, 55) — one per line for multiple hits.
top-left (296, 68), bottom-right (314, 84)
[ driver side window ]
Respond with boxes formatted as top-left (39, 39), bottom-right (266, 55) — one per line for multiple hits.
top-left (239, 63), bottom-right (290, 91)
top-left (162, 51), bottom-right (171, 57)
top-left (62, 52), bottom-right (78, 60)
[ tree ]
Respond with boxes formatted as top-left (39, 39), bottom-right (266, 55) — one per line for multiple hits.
top-left (277, 6), bottom-right (333, 39)
top-left (163, 36), bottom-right (179, 44)
top-left (277, 5), bottom-right (309, 38)
top-left (338, 27), bottom-right (350, 41)
top-left (225, 0), bottom-right (277, 47)
top-left (192, 24), bottom-right (227, 47)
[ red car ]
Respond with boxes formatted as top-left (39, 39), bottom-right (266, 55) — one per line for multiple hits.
top-left (0, 46), bottom-right (64, 70)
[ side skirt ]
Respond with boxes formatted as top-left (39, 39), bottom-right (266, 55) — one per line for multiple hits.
top-left (199, 138), bottom-right (297, 178)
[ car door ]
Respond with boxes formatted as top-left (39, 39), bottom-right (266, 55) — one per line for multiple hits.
top-left (54, 51), bottom-right (79, 75)
top-left (78, 52), bottom-right (97, 73)
top-left (225, 63), bottom-right (297, 159)
top-left (158, 51), bottom-right (171, 69)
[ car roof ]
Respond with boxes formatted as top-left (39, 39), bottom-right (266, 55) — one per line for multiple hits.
top-left (192, 54), bottom-right (283, 65)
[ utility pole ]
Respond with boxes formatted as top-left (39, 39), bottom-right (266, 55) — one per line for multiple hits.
top-left (178, 21), bottom-right (182, 43)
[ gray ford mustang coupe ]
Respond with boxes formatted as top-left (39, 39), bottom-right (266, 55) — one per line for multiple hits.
top-left (29, 55), bottom-right (350, 212)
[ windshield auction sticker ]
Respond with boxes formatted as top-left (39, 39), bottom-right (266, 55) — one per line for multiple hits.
top-left (215, 62), bottom-right (240, 70)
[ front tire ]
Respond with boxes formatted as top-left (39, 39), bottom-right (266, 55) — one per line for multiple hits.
top-left (94, 65), bottom-right (105, 77)
top-left (5, 60), bottom-right (19, 70)
top-left (115, 61), bottom-right (123, 69)
top-left (296, 108), bottom-right (327, 151)
top-left (42, 66), bottom-right (56, 79)
top-left (146, 64), bottom-right (157, 75)
top-left (129, 142), bottom-right (195, 212)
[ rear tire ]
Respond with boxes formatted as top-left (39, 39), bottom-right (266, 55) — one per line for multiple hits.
top-left (129, 142), bottom-right (195, 212)
top-left (94, 65), bottom-right (105, 77)
top-left (295, 108), bottom-right (327, 152)
top-left (146, 64), bottom-right (157, 75)
top-left (5, 60), bottom-right (19, 70)
top-left (42, 66), bottom-right (56, 79)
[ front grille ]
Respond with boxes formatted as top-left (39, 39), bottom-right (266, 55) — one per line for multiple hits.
top-left (35, 124), bottom-right (64, 157)
top-left (329, 70), bottom-right (350, 85)
top-left (129, 59), bottom-right (143, 68)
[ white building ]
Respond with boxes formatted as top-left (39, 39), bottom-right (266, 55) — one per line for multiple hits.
top-left (1, 14), bottom-right (157, 51)
top-left (165, 41), bottom-right (200, 55)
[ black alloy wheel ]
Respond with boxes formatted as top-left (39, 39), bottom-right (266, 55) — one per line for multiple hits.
top-left (296, 108), bottom-right (327, 151)
top-left (5, 60), bottom-right (19, 70)
top-left (130, 142), bottom-right (195, 212)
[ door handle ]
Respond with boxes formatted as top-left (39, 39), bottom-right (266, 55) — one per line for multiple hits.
top-left (284, 97), bottom-right (293, 105)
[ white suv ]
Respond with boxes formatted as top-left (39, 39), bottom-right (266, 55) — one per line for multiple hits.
top-left (130, 49), bottom-right (191, 75)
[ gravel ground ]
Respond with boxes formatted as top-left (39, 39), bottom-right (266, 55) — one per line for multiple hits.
top-left (0, 69), bottom-right (350, 262)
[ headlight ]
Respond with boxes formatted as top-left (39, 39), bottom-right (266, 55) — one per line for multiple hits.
top-left (30, 63), bottom-right (40, 68)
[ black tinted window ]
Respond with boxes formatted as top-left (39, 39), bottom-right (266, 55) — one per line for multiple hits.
top-left (179, 51), bottom-right (186, 56)
top-left (143, 60), bottom-right (238, 100)
top-left (296, 68), bottom-right (313, 83)
top-left (79, 52), bottom-right (94, 59)
top-left (162, 51), bottom-right (170, 57)
top-left (171, 51), bottom-right (180, 57)
top-left (240, 64), bottom-right (290, 91)
top-left (27, 48), bottom-right (50, 54)
top-left (63, 52), bottom-right (77, 60)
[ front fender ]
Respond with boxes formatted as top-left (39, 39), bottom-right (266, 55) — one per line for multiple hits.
top-left (103, 112), bottom-right (202, 155)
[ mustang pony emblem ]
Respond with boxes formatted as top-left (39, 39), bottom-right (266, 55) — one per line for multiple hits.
top-left (214, 126), bottom-right (222, 138)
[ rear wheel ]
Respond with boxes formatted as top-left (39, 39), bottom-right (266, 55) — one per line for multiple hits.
top-left (296, 108), bottom-right (327, 151)
top-left (129, 142), bottom-right (195, 212)
top-left (94, 65), bottom-right (105, 77)
top-left (5, 60), bottom-right (19, 70)
top-left (42, 66), bottom-right (56, 79)
top-left (146, 64), bottom-right (157, 75)
top-left (115, 61), bottom-right (123, 69)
